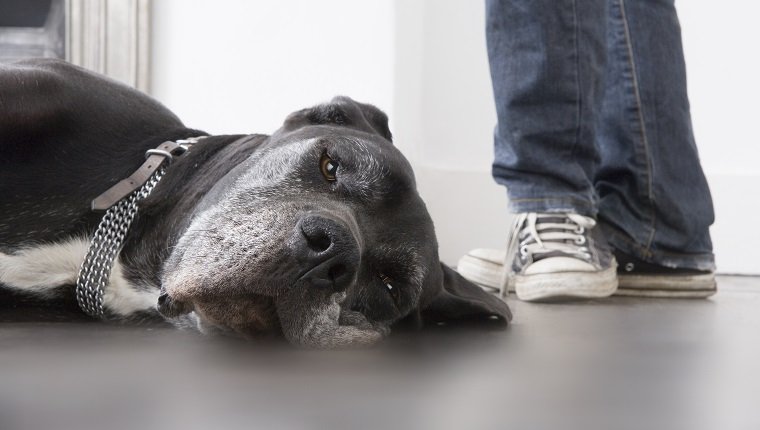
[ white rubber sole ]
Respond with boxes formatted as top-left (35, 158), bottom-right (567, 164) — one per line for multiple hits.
top-left (513, 265), bottom-right (619, 302)
top-left (616, 273), bottom-right (717, 298)
top-left (458, 248), bottom-right (717, 300)
top-left (456, 253), bottom-right (504, 292)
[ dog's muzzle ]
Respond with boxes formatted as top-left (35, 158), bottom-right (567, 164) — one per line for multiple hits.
top-left (292, 214), bottom-right (360, 291)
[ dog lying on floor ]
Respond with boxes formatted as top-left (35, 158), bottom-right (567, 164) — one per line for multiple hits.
top-left (0, 59), bottom-right (511, 347)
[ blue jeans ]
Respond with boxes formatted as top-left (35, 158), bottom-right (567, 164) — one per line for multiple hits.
top-left (486, 0), bottom-right (715, 270)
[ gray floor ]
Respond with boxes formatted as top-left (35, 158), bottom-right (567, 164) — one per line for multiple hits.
top-left (1, 276), bottom-right (759, 430)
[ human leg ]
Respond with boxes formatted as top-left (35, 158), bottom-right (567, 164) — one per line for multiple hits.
top-left (486, 0), bottom-right (617, 301)
top-left (594, 0), bottom-right (715, 296)
top-left (487, 0), bottom-right (608, 216)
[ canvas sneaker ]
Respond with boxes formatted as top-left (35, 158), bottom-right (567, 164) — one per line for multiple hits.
top-left (456, 248), bottom-right (506, 293)
top-left (614, 249), bottom-right (717, 298)
top-left (457, 242), bottom-right (715, 299)
top-left (460, 213), bottom-right (618, 301)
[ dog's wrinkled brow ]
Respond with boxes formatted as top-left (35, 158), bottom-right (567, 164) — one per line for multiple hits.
top-left (336, 136), bottom-right (386, 181)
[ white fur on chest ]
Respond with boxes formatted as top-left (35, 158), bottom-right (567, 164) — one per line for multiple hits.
top-left (0, 237), bottom-right (159, 316)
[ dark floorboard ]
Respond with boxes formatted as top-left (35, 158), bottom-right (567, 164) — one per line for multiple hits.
top-left (1, 276), bottom-right (758, 430)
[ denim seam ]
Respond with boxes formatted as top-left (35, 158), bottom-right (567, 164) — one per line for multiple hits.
top-left (567, 0), bottom-right (589, 207)
top-left (618, 0), bottom-right (657, 250)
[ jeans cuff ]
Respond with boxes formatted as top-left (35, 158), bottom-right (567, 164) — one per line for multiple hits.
top-left (507, 196), bottom-right (597, 218)
top-left (601, 222), bottom-right (716, 272)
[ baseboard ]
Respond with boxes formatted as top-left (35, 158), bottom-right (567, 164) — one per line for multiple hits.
top-left (414, 167), bottom-right (758, 275)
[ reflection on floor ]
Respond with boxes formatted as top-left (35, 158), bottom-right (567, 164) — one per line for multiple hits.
top-left (0, 276), bottom-right (758, 430)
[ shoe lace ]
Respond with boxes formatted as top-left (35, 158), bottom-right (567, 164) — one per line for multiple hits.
top-left (502, 213), bottom-right (595, 295)
top-left (518, 213), bottom-right (595, 261)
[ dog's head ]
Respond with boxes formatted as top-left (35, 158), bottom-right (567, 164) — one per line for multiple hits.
top-left (158, 96), bottom-right (511, 347)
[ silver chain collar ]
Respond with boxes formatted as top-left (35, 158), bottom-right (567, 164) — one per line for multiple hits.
top-left (75, 137), bottom-right (204, 318)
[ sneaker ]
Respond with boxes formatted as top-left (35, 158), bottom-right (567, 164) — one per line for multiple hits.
top-left (503, 213), bottom-right (618, 301)
top-left (456, 248), bottom-right (505, 293)
top-left (614, 250), bottom-right (717, 298)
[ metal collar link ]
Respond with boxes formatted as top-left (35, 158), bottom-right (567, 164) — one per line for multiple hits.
top-left (75, 136), bottom-right (206, 318)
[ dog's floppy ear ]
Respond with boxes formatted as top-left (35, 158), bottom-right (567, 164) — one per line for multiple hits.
top-left (280, 96), bottom-right (392, 141)
top-left (351, 98), bottom-right (392, 141)
top-left (420, 263), bottom-right (512, 328)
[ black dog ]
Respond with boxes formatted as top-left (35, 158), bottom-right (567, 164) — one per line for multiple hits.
top-left (0, 59), bottom-right (511, 347)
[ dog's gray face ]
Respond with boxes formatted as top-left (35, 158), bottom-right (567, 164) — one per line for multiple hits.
top-left (158, 97), bottom-right (510, 347)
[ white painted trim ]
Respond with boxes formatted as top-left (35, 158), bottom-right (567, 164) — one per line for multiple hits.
top-left (413, 165), bottom-right (509, 267)
top-left (706, 172), bottom-right (759, 275)
top-left (66, 0), bottom-right (150, 91)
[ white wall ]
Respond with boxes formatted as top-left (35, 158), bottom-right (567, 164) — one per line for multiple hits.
top-left (679, 1), bottom-right (760, 274)
top-left (150, 0), bottom-right (759, 274)
top-left (151, 0), bottom-right (394, 136)
top-left (391, 0), bottom-right (507, 266)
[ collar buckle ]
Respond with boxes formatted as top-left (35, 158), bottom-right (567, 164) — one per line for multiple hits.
top-left (91, 136), bottom-right (205, 211)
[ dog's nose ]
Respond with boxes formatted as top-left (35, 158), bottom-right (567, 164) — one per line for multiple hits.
top-left (293, 214), bottom-right (359, 291)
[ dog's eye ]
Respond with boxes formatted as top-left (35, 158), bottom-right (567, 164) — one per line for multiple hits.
top-left (320, 153), bottom-right (339, 182)
top-left (379, 273), bottom-right (399, 303)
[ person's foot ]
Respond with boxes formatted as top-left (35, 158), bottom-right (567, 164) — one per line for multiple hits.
top-left (614, 250), bottom-right (717, 298)
top-left (456, 245), bottom-right (717, 300)
top-left (456, 248), bottom-right (505, 293)
top-left (502, 213), bottom-right (618, 301)
top-left (456, 214), bottom-right (619, 300)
